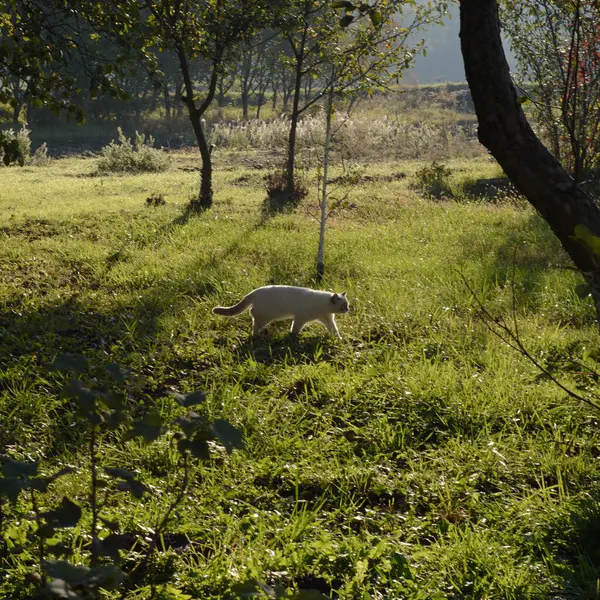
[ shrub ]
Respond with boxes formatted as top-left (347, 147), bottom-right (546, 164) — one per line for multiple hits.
top-left (97, 128), bottom-right (171, 174)
top-left (263, 168), bottom-right (308, 216)
top-left (0, 125), bottom-right (32, 166)
top-left (411, 161), bottom-right (454, 199)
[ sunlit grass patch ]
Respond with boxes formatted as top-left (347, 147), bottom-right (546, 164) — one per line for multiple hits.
top-left (1, 148), bottom-right (599, 599)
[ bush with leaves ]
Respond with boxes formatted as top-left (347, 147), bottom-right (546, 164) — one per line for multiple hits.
top-left (410, 161), bottom-right (454, 200)
top-left (97, 128), bottom-right (171, 174)
top-left (0, 354), bottom-right (243, 599)
top-left (0, 125), bottom-right (32, 166)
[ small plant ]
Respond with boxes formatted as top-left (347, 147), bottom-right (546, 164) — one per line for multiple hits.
top-left (97, 128), bottom-right (171, 174)
top-left (410, 161), bottom-right (454, 199)
top-left (30, 142), bottom-right (51, 166)
top-left (263, 168), bottom-right (308, 216)
top-left (146, 193), bottom-right (166, 207)
top-left (0, 354), bottom-right (243, 598)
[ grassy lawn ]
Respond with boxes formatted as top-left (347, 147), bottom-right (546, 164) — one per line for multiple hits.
top-left (1, 148), bottom-right (600, 599)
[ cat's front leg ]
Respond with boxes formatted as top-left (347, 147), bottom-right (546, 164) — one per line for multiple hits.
top-left (320, 315), bottom-right (341, 339)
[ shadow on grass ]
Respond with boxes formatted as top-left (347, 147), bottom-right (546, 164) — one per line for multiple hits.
top-left (214, 329), bottom-right (338, 366)
top-left (456, 211), bottom-right (581, 309)
top-left (549, 493), bottom-right (600, 596)
top-left (0, 280), bottom-right (223, 456)
top-left (259, 189), bottom-right (304, 222)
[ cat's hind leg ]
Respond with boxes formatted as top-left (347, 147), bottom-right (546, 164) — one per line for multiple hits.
top-left (251, 309), bottom-right (269, 337)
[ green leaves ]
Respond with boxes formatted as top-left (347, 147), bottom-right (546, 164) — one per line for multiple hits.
top-left (124, 412), bottom-right (165, 443)
top-left (51, 353), bottom-right (89, 373)
top-left (333, 0), bottom-right (382, 29)
top-left (231, 581), bottom-right (329, 599)
top-left (91, 534), bottom-right (131, 561)
top-left (45, 561), bottom-right (123, 595)
top-left (0, 461), bottom-right (73, 505)
top-left (104, 467), bottom-right (148, 498)
top-left (175, 411), bottom-right (243, 459)
top-left (369, 10), bottom-right (382, 28)
top-left (339, 14), bottom-right (355, 27)
top-left (211, 419), bottom-right (244, 454)
top-left (332, 0), bottom-right (356, 9)
top-left (104, 363), bottom-right (131, 384)
top-left (1, 352), bottom-right (245, 599)
top-left (572, 224), bottom-right (600, 261)
top-left (173, 390), bottom-right (206, 407)
top-left (39, 498), bottom-right (83, 538)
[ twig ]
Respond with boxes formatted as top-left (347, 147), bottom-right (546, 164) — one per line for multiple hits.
top-left (458, 271), bottom-right (600, 412)
top-left (30, 490), bottom-right (47, 588)
top-left (123, 453), bottom-right (190, 595)
top-left (89, 425), bottom-right (99, 567)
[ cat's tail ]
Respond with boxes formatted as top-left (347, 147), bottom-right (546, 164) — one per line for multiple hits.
top-left (212, 292), bottom-right (253, 317)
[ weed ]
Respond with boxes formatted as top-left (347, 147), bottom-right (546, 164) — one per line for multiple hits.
top-left (146, 193), bottom-right (167, 207)
top-left (0, 354), bottom-right (242, 598)
top-left (263, 168), bottom-right (308, 215)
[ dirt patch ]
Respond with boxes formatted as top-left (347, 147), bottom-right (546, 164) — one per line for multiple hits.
top-left (0, 218), bottom-right (67, 240)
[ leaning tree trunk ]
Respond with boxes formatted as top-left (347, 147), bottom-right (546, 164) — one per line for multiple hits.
top-left (460, 0), bottom-right (600, 323)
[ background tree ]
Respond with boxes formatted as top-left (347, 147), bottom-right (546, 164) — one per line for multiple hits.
top-left (459, 0), bottom-right (600, 325)
top-left (279, 0), bottom-right (435, 196)
top-left (0, 1), bottom-right (134, 132)
top-left (94, 0), bottom-right (271, 211)
top-left (502, 0), bottom-right (600, 186)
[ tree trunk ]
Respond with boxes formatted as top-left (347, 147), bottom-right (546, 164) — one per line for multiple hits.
top-left (316, 77), bottom-right (334, 283)
top-left (163, 85), bottom-right (171, 119)
top-left (459, 0), bottom-right (600, 321)
top-left (285, 49), bottom-right (304, 194)
top-left (271, 79), bottom-right (278, 111)
top-left (218, 76), bottom-right (227, 108)
top-left (177, 44), bottom-right (215, 210)
top-left (241, 78), bottom-right (250, 120)
top-left (184, 99), bottom-right (213, 210)
top-left (256, 89), bottom-right (265, 120)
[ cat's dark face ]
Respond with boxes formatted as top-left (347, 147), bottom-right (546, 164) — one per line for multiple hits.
top-left (331, 292), bottom-right (349, 313)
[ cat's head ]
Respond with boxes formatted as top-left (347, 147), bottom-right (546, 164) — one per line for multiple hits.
top-left (330, 291), bottom-right (349, 313)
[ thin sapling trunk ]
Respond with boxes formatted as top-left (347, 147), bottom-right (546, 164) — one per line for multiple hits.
top-left (316, 76), bottom-right (335, 282)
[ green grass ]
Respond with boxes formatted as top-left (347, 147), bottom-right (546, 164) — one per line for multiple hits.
top-left (1, 150), bottom-right (600, 599)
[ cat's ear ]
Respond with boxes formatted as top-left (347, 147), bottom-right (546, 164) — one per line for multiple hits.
top-left (330, 293), bottom-right (339, 303)
top-left (341, 291), bottom-right (347, 297)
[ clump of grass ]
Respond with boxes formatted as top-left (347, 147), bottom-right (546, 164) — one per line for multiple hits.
top-left (1, 125), bottom-right (51, 167)
top-left (30, 142), bottom-right (50, 166)
top-left (97, 128), bottom-right (171, 174)
top-left (146, 192), bottom-right (166, 207)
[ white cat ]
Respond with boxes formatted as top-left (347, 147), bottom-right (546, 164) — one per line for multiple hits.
top-left (212, 285), bottom-right (349, 338)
